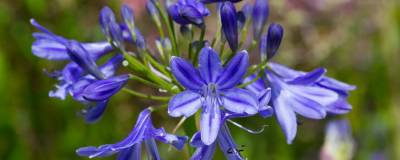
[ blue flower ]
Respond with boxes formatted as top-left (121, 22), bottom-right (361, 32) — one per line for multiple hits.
top-left (267, 62), bottom-right (356, 114)
top-left (244, 62), bottom-right (355, 144)
top-left (31, 19), bottom-right (113, 61)
top-left (200, 0), bottom-right (242, 4)
top-left (168, 44), bottom-right (259, 145)
top-left (168, 0), bottom-right (210, 26)
top-left (76, 109), bottom-right (188, 159)
top-left (252, 0), bottom-right (269, 39)
top-left (220, 1), bottom-right (239, 51)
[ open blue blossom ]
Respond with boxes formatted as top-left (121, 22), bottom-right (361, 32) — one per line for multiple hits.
top-left (168, 44), bottom-right (259, 145)
top-left (76, 109), bottom-right (188, 159)
top-left (168, 0), bottom-right (210, 26)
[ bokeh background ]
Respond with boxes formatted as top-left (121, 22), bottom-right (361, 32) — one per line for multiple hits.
top-left (0, 0), bottom-right (399, 159)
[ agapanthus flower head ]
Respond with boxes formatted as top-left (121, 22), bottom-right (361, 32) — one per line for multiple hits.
top-left (169, 44), bottom-right (259, 145)
top-left (76, 109), bottom-right (188, 159)
top-left (252, 0), bottom-right (269, 39)
top-left (220, 1), bottom-right (239, 51)
top-left (168, 0), bottom-right (210, 26)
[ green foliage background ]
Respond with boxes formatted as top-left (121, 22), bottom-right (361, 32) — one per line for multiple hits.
top-left (0, 0), bottom-right (399, 159)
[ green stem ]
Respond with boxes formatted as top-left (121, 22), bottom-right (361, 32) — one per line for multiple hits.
top-left (122, 88), bottom-right (170, 101)
top-left (129, 74), bottom-right (163, 89)
top-left (192, 25), bottom-right (206, 64)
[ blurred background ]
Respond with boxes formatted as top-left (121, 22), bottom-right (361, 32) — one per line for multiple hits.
top-left (0, 0), bottom-right (399, 159)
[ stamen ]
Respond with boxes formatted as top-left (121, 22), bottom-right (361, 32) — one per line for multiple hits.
top-left (227, 119), bottom-right (269, 134)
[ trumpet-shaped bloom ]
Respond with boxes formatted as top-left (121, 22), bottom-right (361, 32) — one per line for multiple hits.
top-left (168, 0), bottom-right (210, 26)
top-left (244, 62), bottom-right (355, 144)
top-left (76, 109), bottom-right (188, 159)
top-left (31, 19), bottom-right (113, 61)
top-left (267, 62), bottom-right (356, 115)
top-left (169, 45), bottom-right (259, 145)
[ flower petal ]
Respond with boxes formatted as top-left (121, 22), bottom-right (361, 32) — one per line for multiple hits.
top-left (198, 45), bottom-right (222, 83)
top-left (269, 72), bottom-right (337, 119)
top-left (152, 128), bottom-right (188, 150)
top-left (170, 57), bottom-right (205, 90)
top-left (99, 54), bottom-right (124, 78)
top-left (117, 145), bottom-right (141, 160)
top-left (190, 142), bottom-right (217, 160)
top-left (82, 75), bottom-right (129, 101)
top-left (168, 90), bottom-right (202, 117)
top-left (112, 109), bottom-right (152, 150)
top-left (217, 51), bottom-right (249, 90)
top-left (217, 124), bottom-right (244, 160)
top-left (326, 96), bottom-right (352, 115)
top-left (267, 62), bottom-right (301, 79)
top-left (144, 138), bottom-right (161, 160)
top-left (243, 74), bottom-right (266, 94)
top-left (288, 68), bottom-right (326, 85)
top-left (273, 95), bottom-right (297, 144)
top-left (222, 88), bottom-right (258, 115)
top-left (318, 77), bottom-right (356, 94)
top-left (82, 100), bottom-right (109, 123)
top-left (32, 39), bottom-right (70, 60)
top-left (200, 103), bottom-right (221, 145)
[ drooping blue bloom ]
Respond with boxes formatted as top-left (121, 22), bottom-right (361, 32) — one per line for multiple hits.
top-left (260, 23), bottom-right (284, 60)
top-left (252, 0), bottom-right (269, 39)
top-left (168, 44), bottom-right (259, 145)
top-left (200, 0), bottom-right (242, 4)
top-left (76, 109), bottom-right (188, 159)
top-left (267, 62), bottom-right (356, 115)
top-left (244, 62), bottom-right (355, 144)
top-left (168, 0), bottom-right (210, 26)
top-left (31, 19), bottom-right (113, 61)
top-left (220, 1), bottom-right (239, 51)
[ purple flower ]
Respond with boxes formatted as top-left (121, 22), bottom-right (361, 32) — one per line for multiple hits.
top-left (200, 0), bottom-right (242, 4)
top-left (244, 62), bottom-right (355, 144)
top-left (252, 0), bottom-right (269, 39)
top-left (31, 19), bottom-right (113, 61)
top-left (168, 0), bottom-right (210, 26)
top-left (168, 44), bottom-right (259, 145)
top-left (220, 1), bottom-right (239, 51)
top-left (267, 62), bottom-right (356, 115)
top-left (76, 109), bottom-right (188, 159)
